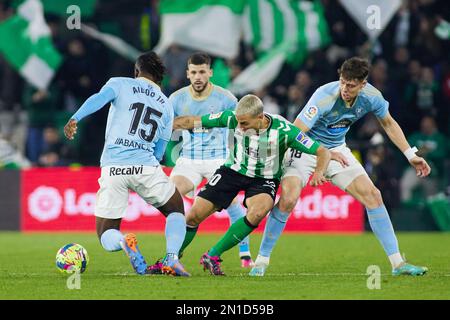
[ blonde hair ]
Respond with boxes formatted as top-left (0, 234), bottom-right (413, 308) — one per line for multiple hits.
top-left (235, 94), bottom-right (263, 117)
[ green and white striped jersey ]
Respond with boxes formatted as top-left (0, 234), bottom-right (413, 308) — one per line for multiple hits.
top-left (201, 110), bottom-right (320, 180)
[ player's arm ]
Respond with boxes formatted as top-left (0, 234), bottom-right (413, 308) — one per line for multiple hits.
top-left (287, 127), bottom-right (331, 186)
top-left (173, 116), bottom-right (202, 130)
top-left (378, 112), bottom-right (431, 177)
top-left (64, 80), bottom-right (118, 140)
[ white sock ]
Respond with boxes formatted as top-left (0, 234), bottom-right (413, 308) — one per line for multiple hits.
top-left (388, 253), bottom-right (404, 269)
top-left (255, 255), bottom-right (270, 266)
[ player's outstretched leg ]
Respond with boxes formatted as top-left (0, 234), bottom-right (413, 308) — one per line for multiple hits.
top-left (161, 212), bottom-right (190, 277)
top-left (156, 189), bottom-right (191, 277)
top-left (250, 177), bottom-right (300, 276)
top-left (120, 233), bottom-right (149, 275)
top-left (366, 205), bottom-right (428, 276)
top-left (226, 201), bottom-right (254, 268)
top-left (146, 224), bottom-right (199, 274)
top-left (347, 176), bottom-right (428, 276)
top-left (249, 206), bottom-right (290, 276)
top-left (96, 218), bottom-right (148, 275)
top-left (201, 216), bottom-right (257, 275)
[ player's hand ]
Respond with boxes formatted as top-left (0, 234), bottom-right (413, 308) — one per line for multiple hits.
top-left (410, 156), bottom-right (431, 178)
top-left (330, 151), bottom-right (349, 168)
top-left (310, 170), bottom-right (328, 187)
top-left (64, 119), bottom-right (78, 140)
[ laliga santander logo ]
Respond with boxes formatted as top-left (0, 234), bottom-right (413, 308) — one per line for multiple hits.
top-left (28, 186), bottom-right (63, 222)
top-left (292, 189), bottom-right (355, 219)
top-left (27, 186), bottom-right (213, 222)
top-left (28, 186), bottom-right (356, 223)
top-left (28, 186), bottom-right (97, 222)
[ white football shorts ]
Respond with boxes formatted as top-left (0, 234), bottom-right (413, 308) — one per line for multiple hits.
top-left (95, 165), bottom-right (176, 219)
top-left (283, 144), bottom-right (367, 190)
top-left (170, 157), bottom-right (225, 189)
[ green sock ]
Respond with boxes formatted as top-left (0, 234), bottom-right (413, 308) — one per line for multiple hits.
top-left (208, 217), bottom-right (256, 257)
top-left (179, 225), bottom-right (198, 256)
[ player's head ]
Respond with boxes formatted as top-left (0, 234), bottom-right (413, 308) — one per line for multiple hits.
top-left (187, 52), bottom-right (213, 93)
top-left (338, 57), bottom-right (369, 103)
top-left (135, 51), bottom-right (166, 85)
top-left (235, 94), bottom-right (264, 132)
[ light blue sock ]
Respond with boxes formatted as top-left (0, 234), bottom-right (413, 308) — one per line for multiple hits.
top-left (259, 206), bottom-right (290, 257)
top-left (366, 205), bottom-right (399, 256)
top-left (165, 212), bottom-right (186, 257)
top-left (100, 229), bottom-right (124, 252)
top-left (227, 202), bottom-right (251, 256)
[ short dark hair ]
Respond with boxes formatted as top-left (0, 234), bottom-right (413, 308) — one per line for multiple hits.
top-left (338, 57), bottom-right (370, 81)
top-left (135, 51), bottom-right (165, 85)
top-left (187, 52), bottom-right (211, 67)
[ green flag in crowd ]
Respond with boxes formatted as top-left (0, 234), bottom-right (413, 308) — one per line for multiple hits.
top-left (244, 0), bottom-right (330, 65)
top-left (13, 0), bottom-right (97, 17)
top-left (155, 0), bottom-right (247, 59)
top-left (41, 0), bottom-right (97, 18)
top-left (230, 0), bottom-right (330, 95)
top-left (0, 0), bottom-right (62, 90)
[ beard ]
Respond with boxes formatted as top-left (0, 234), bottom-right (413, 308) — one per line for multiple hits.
top-left (192, 82), bottom-right (208, 93)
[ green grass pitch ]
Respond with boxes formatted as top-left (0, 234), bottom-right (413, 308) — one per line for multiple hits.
top-left (0, 232), bottom-right (449, 300)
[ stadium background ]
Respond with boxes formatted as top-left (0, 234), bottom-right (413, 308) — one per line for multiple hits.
top-left (0, 0), bottom-right (449, 233)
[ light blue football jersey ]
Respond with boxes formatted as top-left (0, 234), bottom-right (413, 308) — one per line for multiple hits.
top-left (91, 77), bottom-right (173, 167)
top-left (296, 81), bottom-right (389, 148)
top-left (170, 84), bottom-right (237, 160)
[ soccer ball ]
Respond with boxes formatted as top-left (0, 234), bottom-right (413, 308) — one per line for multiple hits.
top-left (56, 243), bottom-right (89, 274)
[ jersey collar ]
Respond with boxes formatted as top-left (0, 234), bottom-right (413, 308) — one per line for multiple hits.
top-left (137, 77), bottom-right (161, 89)
top-left (258, 113), bottom-right (273, 134)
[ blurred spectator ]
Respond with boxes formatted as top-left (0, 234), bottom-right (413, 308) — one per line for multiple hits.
top-left (59, 37), bottom-right (101, 110)
top-left (22, 83), bottom-right (61, 164)
top-left (369, 59), bottom-right (401, 121)
top-left (253, 88), bottom-right (280, 115)
top-left (162, 45), bottom-right (194, 95)
top-left (400, 116), bottom-right (447, 202)
top-left (282, 85), bottom-right (306, 122)
top-left (0, 135), bottom-right (30, 169)
top-left (358, 116), bottom-right (400, 209)
top-left (403, 66), bottom-right (440, 132)
top-left (379, 0), bottom-right (421, 58)
top-left (37, 126), bottom-right (74, 167)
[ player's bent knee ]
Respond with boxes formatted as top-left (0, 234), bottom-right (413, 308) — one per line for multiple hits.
top-left (278, 196), bottom-right (297, 213)
top-left (186, 211), bottom-right (203, 226)
top-left (364, 187), bottom-right (383, 208)
top-left (247, 206), bottom-right (272, 225)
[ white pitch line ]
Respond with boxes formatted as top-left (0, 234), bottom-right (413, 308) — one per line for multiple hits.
top-left (3, 272), bottom-right (450, 277)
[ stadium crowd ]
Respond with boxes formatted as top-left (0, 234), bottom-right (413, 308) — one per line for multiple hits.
top-left (0, 0), bottom-right (449, 210)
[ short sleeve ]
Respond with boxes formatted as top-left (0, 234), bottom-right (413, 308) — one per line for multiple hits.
top-left (372, 94), bottom-right (389, 119)
top-left (169, 93), bottom-right (180, 117)
top-left (287, 124), bottom-right (320, 155)
top-left (160, 101), bottom-right (174, 141)
top-left (224, 92), bottom-right (238, 111)
top-left (201, 110), bottom-right (236, 128)
top-left (296, 88), bottom-right (325, 129)
top-left (101, 78), bottom-right (121, 98)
